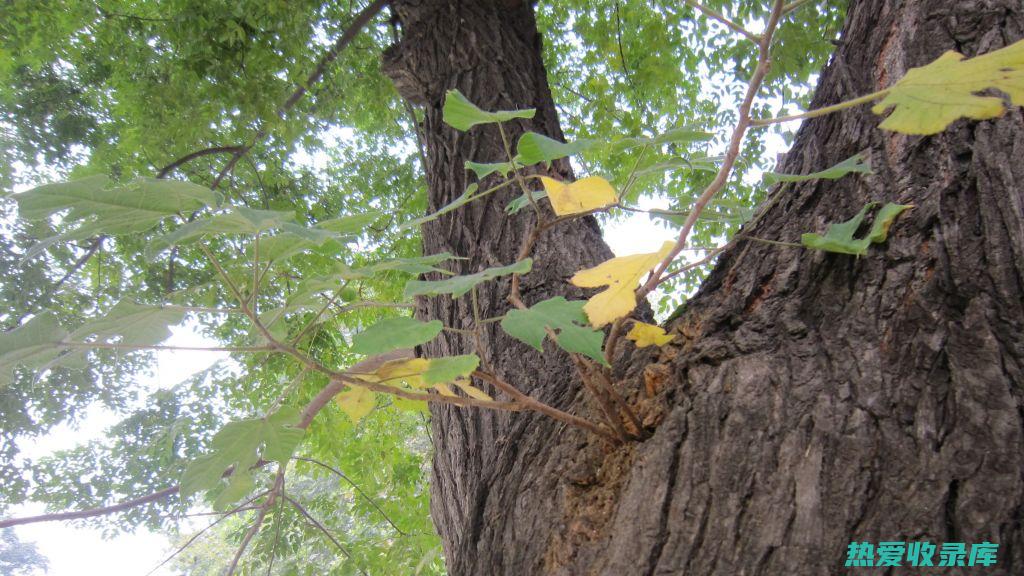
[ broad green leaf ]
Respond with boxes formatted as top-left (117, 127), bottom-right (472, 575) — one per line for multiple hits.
top-left (626, 322), bottom-right (674, 347)
top-left (500, 297), bottom-right (606, 365)
top-left (465, 161), bottom-right (514, 180)
top-left (335, 386), bottom-right (376, 423)
top-left (872, 40), bottom-right (1024, 135)
top-left (180, 406), bottom-right (303, 502)
top-left (350, 317), bottom-right (443, 356)
top-left (400, 184), bottom-right (479, 230)
top-left (213, 471), bottom-right (255, 511)
top-left (0, 312), bottom-right (68, 387)
top-left (421, 354), bottom-right (480, 385)
top-left (16, 176), bottom-right (219, 223)
top-left (70, 301), bottom-right (186, 345)
top-left (516, 132), bottom-right (595, 166)
top-left (571, 241), bottom-right (674, 327)
top-left (349, 252), bottom-right (457, 277)
top-left (801, 202), bottom-right (913, 255)
top-left (506, 190), bottom-right (547, 214)
top-left (146, 206), bottom-right (298, 258)
top-left (442, 89), bottom-right (535, 131)
top-left (763, 153), bottom-right (871, 185)
top-left (404, 259), bottom-right (532, 298)
top-left (539, 176), bottom-right (618, 216)
top-left (314, 211), bottom-right (382, 234)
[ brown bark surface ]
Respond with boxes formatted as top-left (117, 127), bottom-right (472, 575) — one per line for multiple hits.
top-left (385, 0), bottom-right (1024, 574)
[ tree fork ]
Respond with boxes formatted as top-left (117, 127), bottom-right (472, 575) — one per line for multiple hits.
top-left (384, 1), bottom-right (1024, 575)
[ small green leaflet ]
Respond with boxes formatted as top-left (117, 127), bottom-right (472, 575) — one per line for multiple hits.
top-left (0, 312), bottom-right (68, 387)
top-left (442, 89), bottom-right (536, 131)
top-left (465, 161), bottom-right (514, 180)
top-left (634, 155), bottom-right (722, 178)
top-left (516, 132), bottom-right (594, 166)
top-left (404, 259), bottom-right (532, 298)
top-left (422, 354), bottom-right (480, 385)
top-left (801, 202), bottom-right (913, 255)
top-left (337, 252), bottom-right (457, 279)
top-left (615, 126), bottom-right (714, 148)
top-left (506, 190), bottom-right (547, 214)
top-left (350, 317), bottom-right (443, 355)
top-left (179, 406), bottom-right (305, 507)
top-left (500, 297), bottom-right (607, 365)
top-left (400, 184), bottom-right (479, 230)
top-left (763, 153), bottom-right (872, 185)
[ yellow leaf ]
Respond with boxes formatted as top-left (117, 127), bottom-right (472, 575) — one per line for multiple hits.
top-left (539, 176), bottom-right (618, 216)
top-left (626, 322), bottom-right (674, 347)
top-left (453, 379), bottom-right (493, 401)
top-left (570, 241), bottom-right (674, 327)
top-left (359, 358), bottom-right (430, 388)
top-left (872, 40), bottom-right (1024, 135)
top-left (334, 386), bottom-right (375, 423)
top-left (433, 382), bottom-right (457, 397)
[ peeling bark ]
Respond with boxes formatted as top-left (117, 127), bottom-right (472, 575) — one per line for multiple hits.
top-left (384, 0), bottom-right (1024, 574)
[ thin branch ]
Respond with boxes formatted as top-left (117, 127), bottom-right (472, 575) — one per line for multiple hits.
top-left (750, 88), bottom-right (890, 127)
top-left (226, 470), bottom-right (284, 576)
top-left (293, 456), bottom-right (407, 536)
top-left (57, 341), bottom-right (271, 353)
top-left (284, 495), bottom-right (365, 574)
top-left (144, 491), bottom-right (269, 576)
top-left (683, 0), bottom-right (761, 43)
top-left (0, 486), bottom-right (179, 529)
top-left (156, 145), bottom-right (246, 178)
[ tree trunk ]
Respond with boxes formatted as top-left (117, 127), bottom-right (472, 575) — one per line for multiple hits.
top-left (385, 0), bottom-right (1024, 574)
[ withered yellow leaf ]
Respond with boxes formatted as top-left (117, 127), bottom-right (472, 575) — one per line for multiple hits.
top-left (539, 176), bottom-right (617, 216)
top-left (872, 40), bottom-right (1024, 135)
top-left (626, 322), bottom-right (674, 347)
top-left (453, 379), bottom-right (493, 401)
top-left (355, 357), bottom-right (430, 388)
top-left (334, 386), bottom-right (375, 423)
top-left (570, 241), bottom-right (674, 327)
top-left (433, 382), bottom-right (457, 397)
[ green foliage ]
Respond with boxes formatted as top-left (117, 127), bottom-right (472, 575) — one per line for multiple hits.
top-left (763, 152), bottom-right (871, 185)
top-left (350, 318), bottom-right (442, 356)
top-left (501, 297), bottom-right (606, 365)
top-left (422, 355), bottom-right (480, 385)
top-left (442, 89), bottom-right (536, 131)
top-left (403, 259), bottom-right (533, 298)
top-left (516, 132), bottom-right (595, 166)
top-left (801, 202), bottom-right (913, 256)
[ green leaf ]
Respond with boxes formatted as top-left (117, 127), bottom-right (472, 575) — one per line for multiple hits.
top-left (616, 126), bottom-right (714, 148)
top-left (70, 301), bottom-right (186, 345)
top-left (634, 155), bottom-right (722, 178)
top-left (399, 184), bottom-right (479, 230)
top-left (403, 259), bottom-right (532, 298)
top-left (314, 211), bottom-right (382, 234)
top-left (348, 253), bottom-right (457, 277)
top-left (213, 471), bottom-right (255, 511)
top-left (180, 406), bottom-right (303, 502)
top-left (763, 153), bottom-right (872, 185)
top-left (506, 190), bottom-right (547, 214)
top-left (0, 312), bottom-right (68, 387)
top-left (146, 206), bottom-right (298, 258)
top-left (872, 40), bottom-right (1024, 135)
top-left (801, 202), bottom-right (913, 255)
top-left (422, 354), bottom-right (480, 385)
top-left (442, 89), bottom-right (535, 131)
top-left (515, 132), bottom-right (594, 166)
top-left (350, 317), bottom-right (443, 356)
top-left (500, 297), bottom-right (607, 365)
top-left (465, 161), bottom-right (514, 180)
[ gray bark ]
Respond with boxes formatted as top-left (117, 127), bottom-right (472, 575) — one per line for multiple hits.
top-left (384, 0), bottom-right (1024, 574)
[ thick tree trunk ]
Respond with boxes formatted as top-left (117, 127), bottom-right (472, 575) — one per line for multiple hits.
top-left (386, 0), bottom-right (1024, 574)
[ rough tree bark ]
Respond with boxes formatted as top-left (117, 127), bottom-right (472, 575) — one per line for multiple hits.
top-left (384, 0), bottom-right (1024, 574)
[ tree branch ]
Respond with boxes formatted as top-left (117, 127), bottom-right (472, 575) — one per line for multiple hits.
top-left (293, 456), bottom-right (407, 536)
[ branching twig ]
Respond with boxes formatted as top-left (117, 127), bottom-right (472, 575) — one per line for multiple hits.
top-left (682, 0), bottom-right (761, 43)
top-left (293, 456), bottom-right (407, 535)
